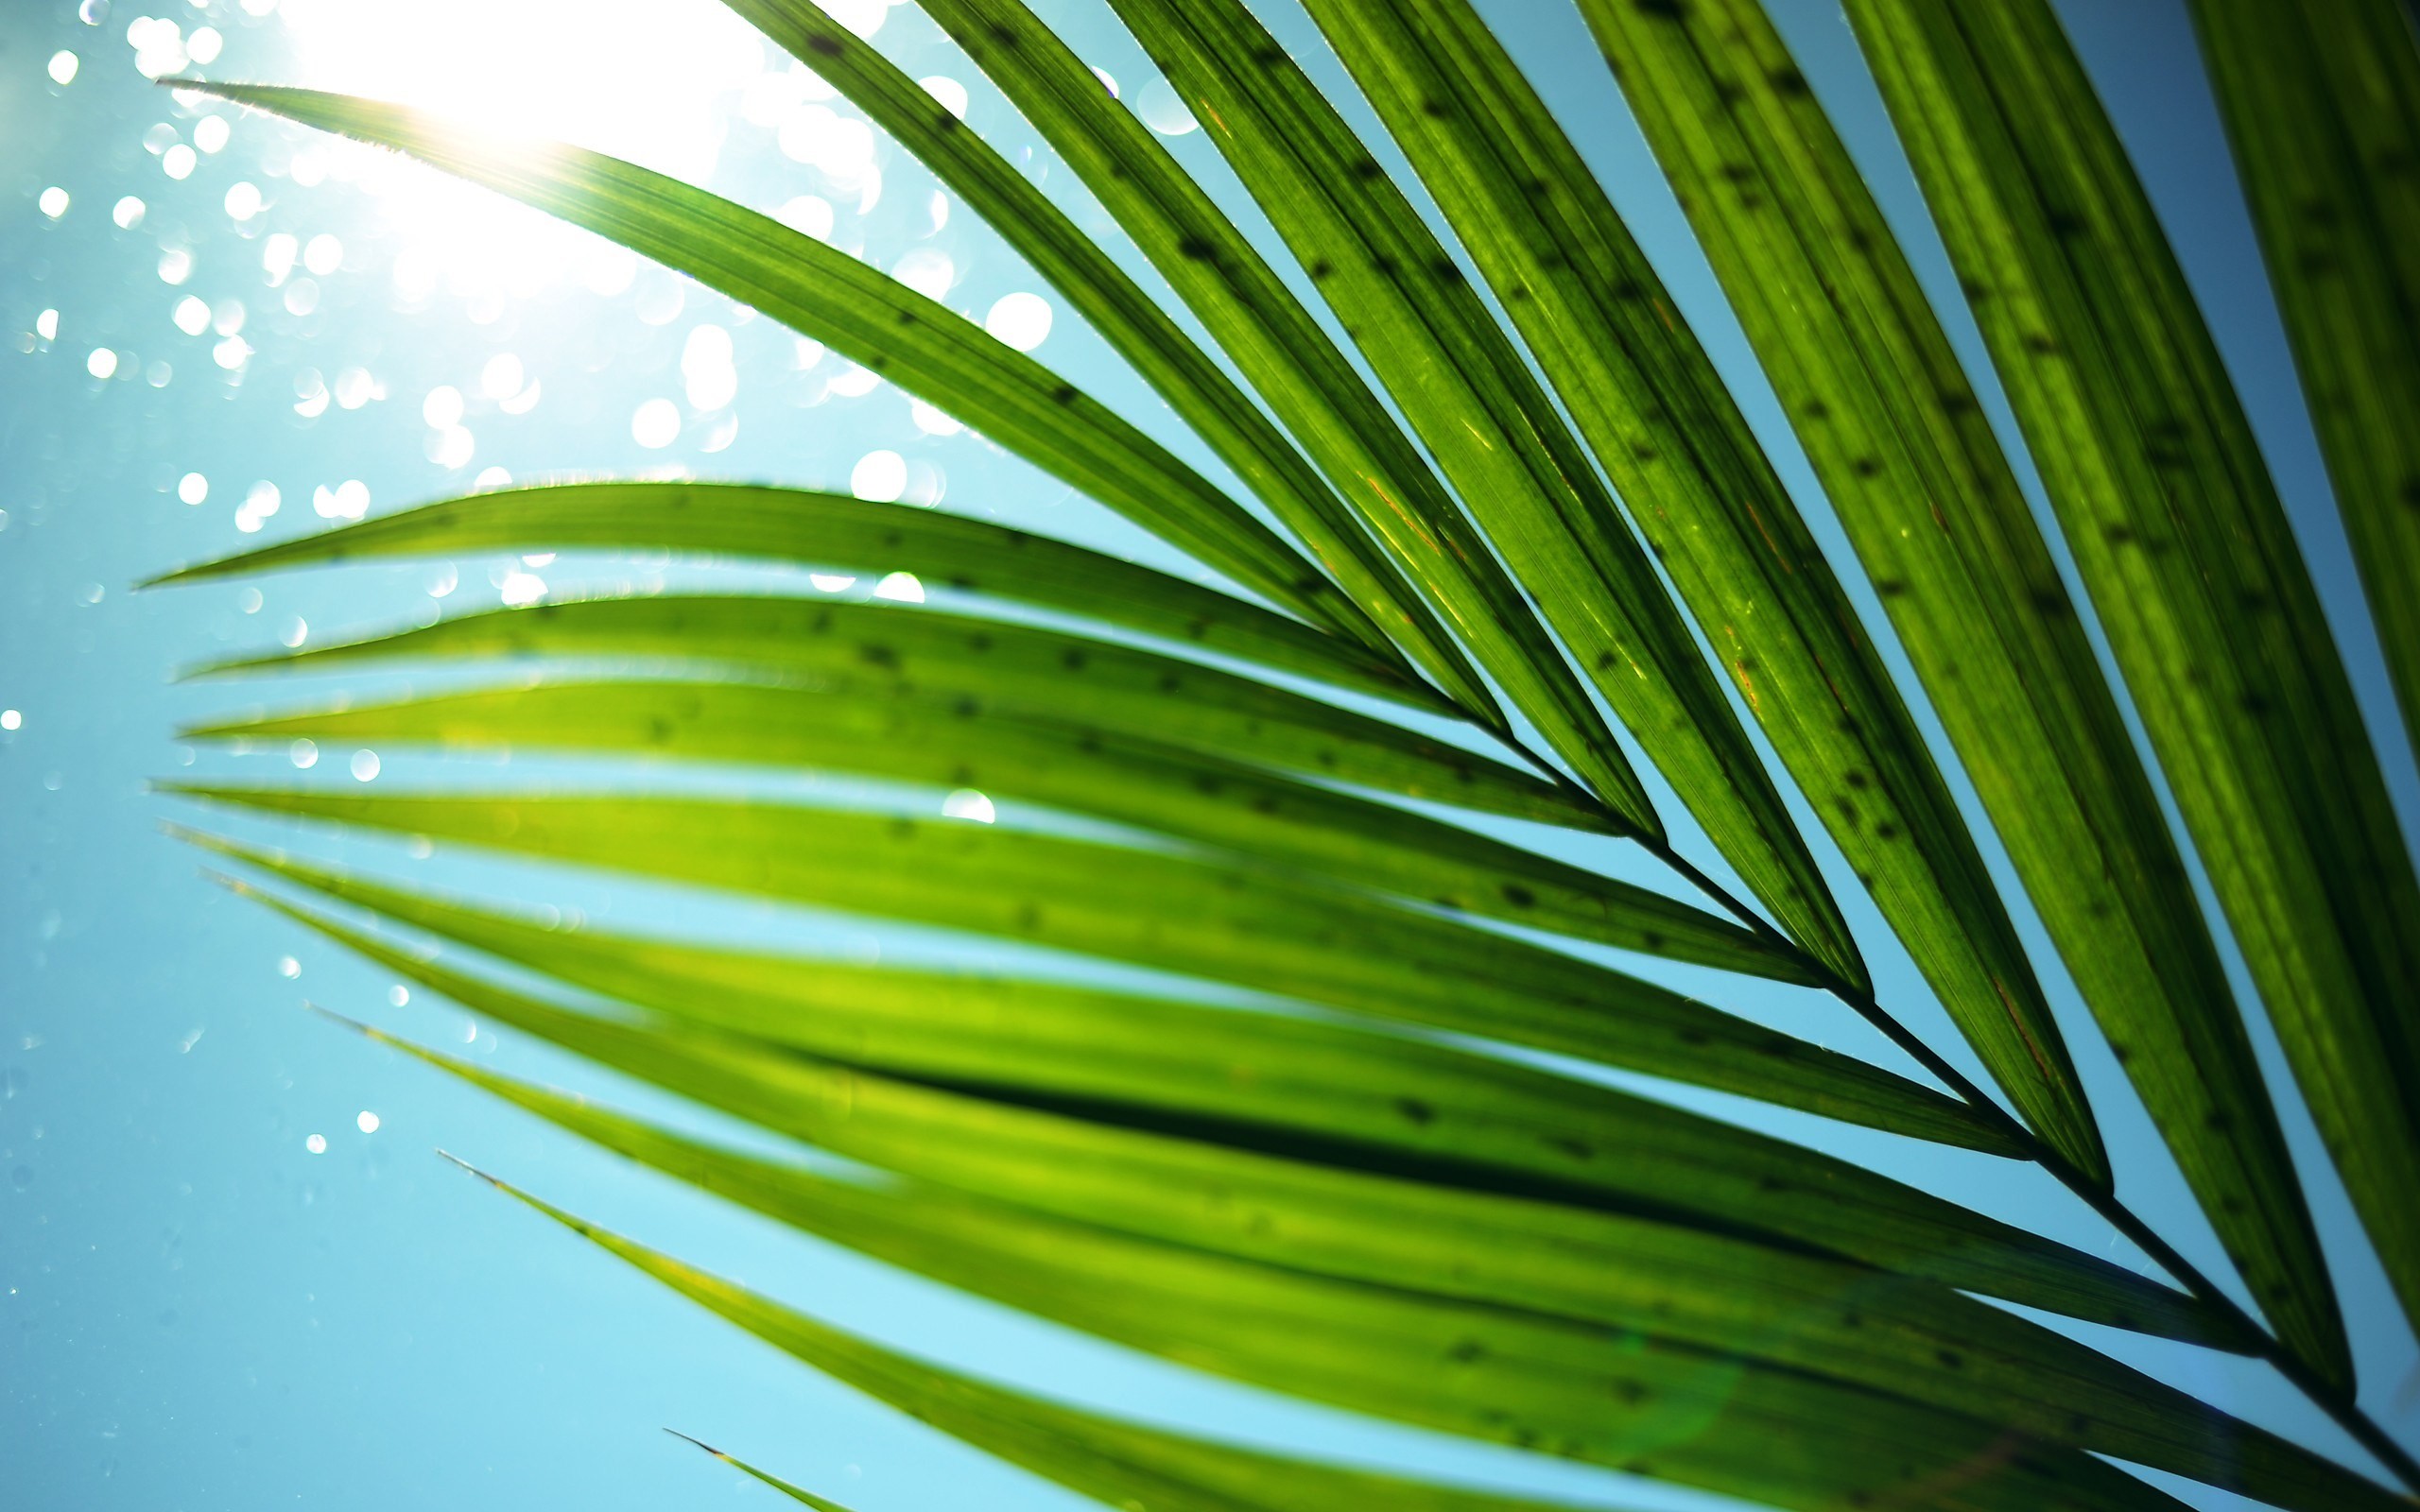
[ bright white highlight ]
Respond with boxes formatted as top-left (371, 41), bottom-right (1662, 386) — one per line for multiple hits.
top-left (850, 450), bottom-right (907, 503)
top-left (985, 292), bottom-right (1052, 352)
top-left (632, 398), bottom-right (681, 449)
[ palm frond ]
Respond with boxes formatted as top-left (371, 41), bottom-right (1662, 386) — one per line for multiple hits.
top-left (157, 2), bottom-right (2420, 1507)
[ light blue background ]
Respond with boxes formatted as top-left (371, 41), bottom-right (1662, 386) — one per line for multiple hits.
top-left (5, 1), bottom-right (2415, 1508)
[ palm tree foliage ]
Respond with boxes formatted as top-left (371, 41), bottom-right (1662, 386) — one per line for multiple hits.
top-left (150, 0), bottom-right (2420, 1506)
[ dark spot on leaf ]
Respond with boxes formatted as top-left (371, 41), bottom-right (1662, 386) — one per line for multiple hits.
top-left (1351, 156), bottom-right (1384, 180)
top-left (1308, 259), bottom-right (1335, 281)
top-left (1769, 66), bottom-right (1808, 95)
top-left (1050, 384), bottom-right (1078, 404)
top-left (1874, 577), bottom-right (1909, 598)
top-left (1501, 884), bottom-right (1536, 908)
top-left (1396, 1096), bottom-right (1436, 1125)
top-left (1851, 455), bottom-right (1882, 478)
top-left (804, 33), bottom-right (843, 57)
top-left (1177, 235), bottom-right (1217, 262)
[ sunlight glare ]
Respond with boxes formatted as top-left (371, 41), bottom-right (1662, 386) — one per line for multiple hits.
top-left (272, 0), bottom-right (771, 291)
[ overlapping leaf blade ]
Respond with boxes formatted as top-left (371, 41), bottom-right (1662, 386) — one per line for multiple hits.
top-left (187, 83), bottom-right (1395, 664)
top-left (1837, 0), bottom-right (2420, 1369)
top-left (889, 0), bottom-right (1646, 824)
top-left (2189, 0), bottom-right (2420, 756)
top-left (361, 1022), bottom-right (2210, 1511)
top-left (186, 681), bottom-right (1798, 978)
top-left (711, 3), bottom-right (1498, 725)
top-left (459, 1171), bottom-right (1639, 1512)
top-left (1572, 0), bottom-right (2346, 1383)
top-left (198, 841), bottom-right (2236, 1354)
top-left (185, 595), bottom-right (1605, 832)
top-left (165, 788), bottom-right (1996, 1147)
top-left (1305, 0), bottom-right (2104, 1182)
top-left (1069, 0), bottom-right (1866, 991)
top-left (187, 837), bottom-right (2239, 1349)
top-left (146, 482), bottom-right (1436, 709)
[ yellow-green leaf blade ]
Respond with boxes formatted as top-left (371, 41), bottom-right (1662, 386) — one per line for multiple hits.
top-left (192, 840), bottom-right (2244, 1349)
top-left (903, 0), bottom-right (1647, 824)
top-left (188, 682), bottom-right (1799, 981)
top-left (186, 595), bottom-right (1603, 833)
top-left (397, 1064), bottom-right (2182, 1512)
top-left (1309, 0), bottom-right (2103, 1184)
top-left (1576, 0), bottom-right (2345, 1379)
top-left (2189, 0), bottom-right (2420, 758)
top-left (399, 1040), bottom-right (2377, 1512)
top-left (168, 788), bottom-right (2003, 1149)
top-left (717, 3), bottom-right (1500, 725)
top-left (189, 82), bottom-right (1386, 657)
top-left (450, 1168), bottom-right (1638, 1512)
top-left (145, 482), bottom-right (1438, 711)
top-left (1087, 0), bottom-right (1865, 989)
top-left (1841, 0), bottom-right (2420, 1376)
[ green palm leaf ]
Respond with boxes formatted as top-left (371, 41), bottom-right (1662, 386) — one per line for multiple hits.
top-left (167, 789), bottom-right (1993, 1146)
top-left (475, 1176), bottom-right (1645, 1512)
top-left (183, 83), bottom-right (1398, 669)
top-left (2189, 0), bottom-right (2420, 757)
top-left (437, 1145), bottom-right (2183, 1512)
top-left (1571, 0), bottom-right (2349, 1391)
top-left (1305, 0), bottom-right (2103, 1183)
top-left (158, 1), bottom-right (2420, 1504)
top-left (853, 0), bottom-right (1647, 823)
top-left (189, 844), bottom-right (2240, 1348)
top-left (1836, 0), bottom-right (2420, 1379)
top-left (186, 683), bottom-right (1797, 978)
top-left (185, 594), bottom-right (1602, 831)
top-left (147, 482), bottom-right (1440, 710)
top-left (1077, 0), bottom-right (1866, 988)
top-left (710, 2), bottom-right (1500, 726)
top-left (398, 1046), bottom-right (2383, 1512)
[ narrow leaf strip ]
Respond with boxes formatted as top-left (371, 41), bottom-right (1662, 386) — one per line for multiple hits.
top-left (186, 595), bottom-right (1604, 833)
top-left (1841, 0), bottom-right (2420, 1370)
top-left (191, 682), bottom-right (1799, 980)
top-left (717, 4), bottom-right (1499, 724)
top-left (145, 482), bottom-right (1437, 710)
top-left (2189, 0), bottom-right (2420, 756)
top-left (1308, 0), bottom-right (2102, 1179)
top-left (391, 1041), bottom-right (2376, 1512)
top-left (666, 1433), bottom-right (859, 1512)
top-left (901, 0), bottom-right (1647, 819)
top-left (414, 1089), bottom-right (2185, 1512)
top-left (187, 83), bottom-right (1387, 657)
top-left (1574, 0), bottom-right (2343, 1372)
top-left (191, 840), bottom-right (2244, 1349)
top-left (1087, 0), bottom-right (1867, 988)
top-left (167, 790), bottom-right (2005, 1149)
